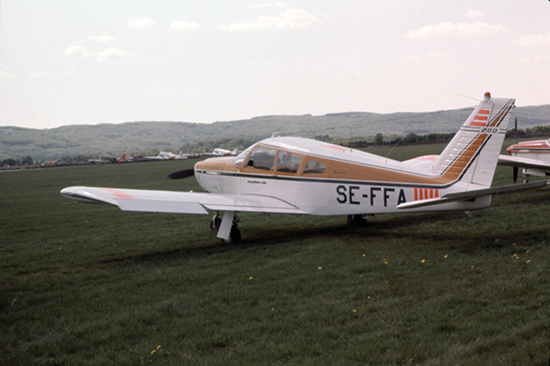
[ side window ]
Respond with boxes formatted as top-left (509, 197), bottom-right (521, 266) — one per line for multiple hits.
top-left (303, 158), bottom-right (326, 174)
top-left (245, 146), bottom-right (276, 170)
top-left (276, 152), bottom-right (303, 174)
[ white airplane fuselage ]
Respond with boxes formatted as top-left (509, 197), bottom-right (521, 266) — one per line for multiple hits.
top-left (194, 137), bottom-right (493, 216)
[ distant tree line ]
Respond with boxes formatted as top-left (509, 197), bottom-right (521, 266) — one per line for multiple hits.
top-left (2, 156), bottom-right (34, 166)
top-left (505, 125), bottom-right (550, 139)
top-left (3, 125), bottom-right (550, 166)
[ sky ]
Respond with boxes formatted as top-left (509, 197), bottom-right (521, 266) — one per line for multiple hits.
top-left (1, 0), bottom-right (550, 129)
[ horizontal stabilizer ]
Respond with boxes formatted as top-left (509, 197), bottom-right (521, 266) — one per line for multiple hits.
top-left (397, 180), bottom-right (549, 209)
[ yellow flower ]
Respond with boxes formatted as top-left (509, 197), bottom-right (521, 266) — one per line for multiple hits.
top-left (318, 267), bottom-right (322, 270)
top-left (157, 346), bottom-right (161, 350)
top-left (353, 309), bottom-right (357, 313)
top-left (527, 260), bottom-right (531, 263)
top-left (444, 254), bottom-right (448, 259)
top-left (421, 259), bottom-right (426, 263)
top-left (151, 350), bottom-right (156, 355)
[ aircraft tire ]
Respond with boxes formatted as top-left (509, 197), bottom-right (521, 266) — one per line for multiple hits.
top-left (230, 225), bottom-right (241, 243)
top-left (223, 225), bottom-right (241, 244)
top-left (347, 215), bottom-right (367, 226)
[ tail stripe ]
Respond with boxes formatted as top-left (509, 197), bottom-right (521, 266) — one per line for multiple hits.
top-left (470, 109), bottom-right (491, 127)
top-left (414, 187), bottom-right (440, 201)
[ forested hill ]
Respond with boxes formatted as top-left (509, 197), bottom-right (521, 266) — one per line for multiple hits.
top-left (2, 104), bottom-right (550, 161)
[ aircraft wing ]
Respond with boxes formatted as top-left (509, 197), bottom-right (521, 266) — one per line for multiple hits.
top-left (60, 186), bottom-right (307, 214)
top-left (498, 154), bottom-right (550, 170)
top-left (396, 180), bottom-right (550, 210)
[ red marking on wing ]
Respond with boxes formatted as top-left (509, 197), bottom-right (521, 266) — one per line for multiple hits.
top-left (102, 188), bottom-right (136, 200)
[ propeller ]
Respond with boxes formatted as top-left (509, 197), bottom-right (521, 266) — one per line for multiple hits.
top-left (167, 169), bottom-right (195, 180)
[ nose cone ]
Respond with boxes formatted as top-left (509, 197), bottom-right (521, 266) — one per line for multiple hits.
top-left (194, 156), bottom-right (233, 172)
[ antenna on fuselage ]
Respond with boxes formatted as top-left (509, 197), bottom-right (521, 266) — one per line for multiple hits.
top-left (452, 92), bottom-right (480, 103)
top-left (385, 138), bottom-right (402, 161)
top-left (271, 132), bottom-right (281, 138)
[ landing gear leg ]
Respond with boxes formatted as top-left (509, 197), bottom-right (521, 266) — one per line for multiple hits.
top-left (215, 211), bottom-right (241, 243)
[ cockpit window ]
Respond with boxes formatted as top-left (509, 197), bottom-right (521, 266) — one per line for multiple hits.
top-left (233, 145), bottom-right (254, 167)
top-left (244, 146), bottom-right (277, 170)
top-left (303, 158), bottom-right (326, 174)
top-left (276, 152), bottom-right (303, 173)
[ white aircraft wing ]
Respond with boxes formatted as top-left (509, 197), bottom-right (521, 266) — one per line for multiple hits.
top-left (498, 154), bottom-right (550, 170)
top-left (60, 186), bottom-right (307, 214)
top-left (397, 180), bottom-right (550, 210)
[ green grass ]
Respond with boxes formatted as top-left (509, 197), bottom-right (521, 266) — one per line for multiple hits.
top-left (1, 142), bottom-right (550, 365)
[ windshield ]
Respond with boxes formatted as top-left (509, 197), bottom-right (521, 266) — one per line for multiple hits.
top-left (233, 144), bottom-right (255, 167)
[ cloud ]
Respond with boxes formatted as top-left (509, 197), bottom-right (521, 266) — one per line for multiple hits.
top-left (249, 2), bottom-right (287, 9)
top-left (64, 45), bottom-right (94, 58)
top-left (81, 35), bottom-right (116, 43)
top-left (0, 69), bottom-right (17, 79)
top-left (170, 20), bottom-right (200, 31)
top-left (221, 7), bottom-right (321, 31)
top-left (466, 10), bottom-right (484, 18)
top-left (29, 72), bottom-right (47, 79)
top-left (518, 33), bottom-right (550, 47)
top-left (129, 17), bottom-right (156, 29)
top-left (96, 48), bottom-right (131, 63)
top-left (407, 22), bottom-right (505, 39)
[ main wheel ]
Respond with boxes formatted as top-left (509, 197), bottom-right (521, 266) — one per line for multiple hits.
top-left (347, 214), bottom-right (367, 226)
top-left (223, 225), bottom-right (241, 244)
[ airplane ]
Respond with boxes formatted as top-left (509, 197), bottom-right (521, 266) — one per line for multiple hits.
top-left (498, 138), bottom-right (550, 183)
top-left (61, 92), bottom-right (549, 243)
top-left (89, 155), bottom-right (117, 164)
top-left (145, 151), bottom-right (191, 160)
top-left (202, 147), bottom-right (242, 157)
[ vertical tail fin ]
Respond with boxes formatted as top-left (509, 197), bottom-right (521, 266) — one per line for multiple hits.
top-left (431, 92), bottom-right (515, 187)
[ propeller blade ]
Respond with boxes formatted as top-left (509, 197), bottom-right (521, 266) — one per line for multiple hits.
top-left (167, 169), bottom-right (195, 180)
top-left (513, 166), bottom-right (518, 184)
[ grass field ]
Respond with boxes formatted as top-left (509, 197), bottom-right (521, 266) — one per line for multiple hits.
top-left (1, 141), bottom-right (549, 365)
